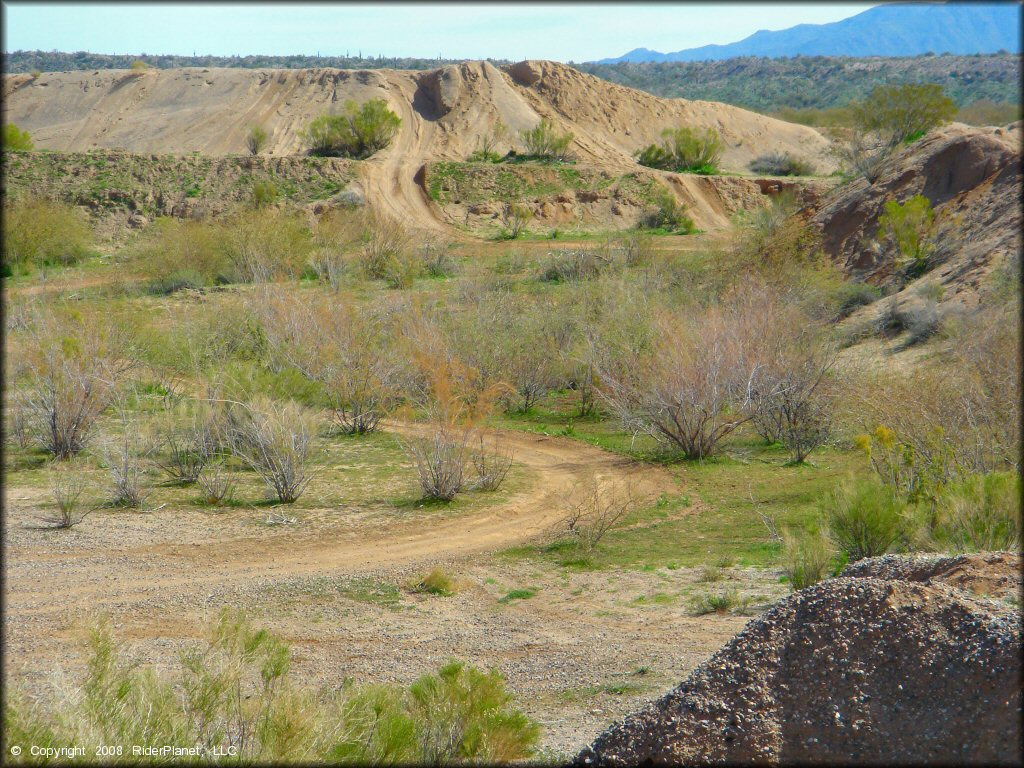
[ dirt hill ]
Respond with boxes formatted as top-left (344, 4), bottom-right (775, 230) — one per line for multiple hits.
top-left (577, 553), bottom-right (1021, 765)
top-left (3, 61), bottom-right (834, 233)
top-left (813, 122), bottom-right (1022, 307)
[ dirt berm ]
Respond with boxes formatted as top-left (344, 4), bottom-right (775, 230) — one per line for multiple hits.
top-left (813, 122), bottom-right (1021, 304)
top-left (577, 553), bottom-right (1021, 766)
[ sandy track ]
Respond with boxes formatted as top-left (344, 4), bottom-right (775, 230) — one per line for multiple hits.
top-left (6, 422), bottom-right (681, 617)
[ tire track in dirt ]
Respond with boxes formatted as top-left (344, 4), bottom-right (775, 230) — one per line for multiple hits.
top-left (6, 422), bottom-right (684, 616)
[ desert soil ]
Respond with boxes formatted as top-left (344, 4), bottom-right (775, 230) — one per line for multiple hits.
top-left (3, 421), bottom-right (786, 757)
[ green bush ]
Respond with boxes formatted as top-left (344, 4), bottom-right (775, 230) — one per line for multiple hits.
top-left (408, 567), bottom-right (457, 596)
top-left (3, 610), bottom-right (540, 763)
top-left (748, 152), bottom-right (816, 176)
top-left (2, 197), bottom-right (93, 272)
top-left (519, 118), bottom-right (574, 161)
top-left (252, 180), bottom-right (279, 206)
top-left (781, 528), bottom-right (834, 590)
top-left (246, 124), bottom-right (269, 155)
top-left (877, 194), bottom-right (937, 281)
top-left (835, 281), bottom-right (882, 318)
top-left (638, 185), bottom-right (695, 232)
top-left (636, 126), bottom-right (723, 174)
top-left (852, 83), bottom-right (956, 144)
top-left (302, 99), bottom-right (401, 159)
top-left (931, 472), bottom-right (1021, 553)
top-left (3, 123), bottom-right (33, 152)
top-left (147, 268), bottom-right (205, 295)
top-left (822, 477), bottom-right (908, 561)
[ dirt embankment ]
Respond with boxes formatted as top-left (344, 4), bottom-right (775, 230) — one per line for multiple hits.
top-left (4, 61), bottom-right (835, 234)
top-left (813, 122), bottom-right (1022, 306)
top-left (578, 553), bottom-right (1021, 766)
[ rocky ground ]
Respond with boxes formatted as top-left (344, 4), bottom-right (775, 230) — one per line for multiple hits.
top-left (578, 552), bottom-right (1022, 765)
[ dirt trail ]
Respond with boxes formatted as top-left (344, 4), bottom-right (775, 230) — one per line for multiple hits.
top-left (6, 422), bottom-right (681, 617)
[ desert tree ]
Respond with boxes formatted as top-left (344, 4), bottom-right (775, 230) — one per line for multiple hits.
top-left (245, 124), bottom-right (269, 155)
top-left (520, 118), bottom-right (574, 161)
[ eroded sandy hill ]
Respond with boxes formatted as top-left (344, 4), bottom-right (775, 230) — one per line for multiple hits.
top-left (4, 62), bottom-right (834, 232)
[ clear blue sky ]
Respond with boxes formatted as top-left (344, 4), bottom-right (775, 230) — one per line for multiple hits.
top-left (2, 2), bottom-right (878, 62)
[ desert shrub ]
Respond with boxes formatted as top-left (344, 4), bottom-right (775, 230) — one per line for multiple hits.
top-left (358, 214), bottom-right (418, 286)
top-left (852, 83), bottom-right (956, 144)
top-left (147, 268), bottom-right (205, 295)
top-left (102, 417), bottom-right (149, 508)
top-left (302, 99), bottom-right (401, 159)
top-left (17, 310), bottom-right (131, 459)
top-left (744, 293), bottom-right (837, 462)
top-left (131, 217), bottom-right (228, 286)
top-left (309, 208), bottom-right (366, 289)
top-left (822, 477), bottom-right (908, 561)
top-left (417, 238), bottom-right (458, 278)
top-left (408, 567), bottom-right (457, 596)
top-left (43, 466), bottom-right (92, 528)
top-left (832, 127), bottom-right (896, 184)
top-left (597, 305), bottom-right (753, 460)
top-left (256, 290), bottom-right (404, 435)
top-left (198, 460), bottom-right (236, 506)
top-left (408, 426), bottom-right (469, 501)
top-left (781, 527), bottom-right (834, 590)
top-left (554, 477), bottom-right (640, 556)
top-left (895, 299), bottom-right (942, 346)
top-left (498, 203), bottom-right (532, 240)
top-left (152, 405), bottom-right (215, 484)
top-left (469, 435), bottom-right (513, 492)
top-left (877, 194), bottom-right (937, 282)
top-left (638, 185), bottom-right (694, 232)
top-left (246, 124), bottom-right (268, 155)
top-left (252, 180), bottom-right (279, 206)
top-left (539, 246), bottom-right (624, 283)
top-left (835, 281), bottom-right (882, 318)
top-left (930, 472), bottom-right (1021, 553)
top-left (520, 118), bottom-right (573, 161)
top-left (689, 589), bottom-right (740, 615)
top-left (748, 152), bottom-right (816, 176)
top-left (220, 208), bottom-right (312, 283)
top-left (636, 126), bottom-right (723, 173)
top-left (226, 398), bottom-right (318, 503)
top-left (468, 120), bottom-right (508, 163)
top-left (5, 610), bottom-right (538, 763)
top-left (3, 123), bottom-right (33, 151)
top-left (2, 197), bottom-right (93, 272)
top-left (956, 99), bottom-right (1021, 126)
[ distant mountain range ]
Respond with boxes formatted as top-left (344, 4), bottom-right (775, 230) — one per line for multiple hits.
top-left (596, 3), bottom-right (1021, 63)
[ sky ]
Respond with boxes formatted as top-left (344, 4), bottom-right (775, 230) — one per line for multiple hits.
top-left (1, 2), bottom-right (879, 62)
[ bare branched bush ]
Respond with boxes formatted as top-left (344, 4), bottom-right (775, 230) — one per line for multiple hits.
top-left (499, 203), bottom-right (532, 240)
top-left (416, 238), bottom-right (458, 278)
top-left (43, 467), bottom-right (92, 528)
top-left (469, 434), bottom-right (513, 492)
top-left (359, 213), bottom-right (418, 287)
top-left (221, 209), bottom-right (312, 283)
top-left (17, 310), bottom-right (131, 459)
top-left (198, 460), bottom-right (236, 507)
top-left (152, 406), bottom-right (215, 484)
top-left (226, 398), bottom-right (318, 504)
top-left (554, 477), bottom-right (641, 556)
top-left (407, 426), bottom-right (470, 501)
top-left (103, 418), bottom-right (149, 508)
top-left (597, 305), bottom-right (754, 459)
top-left (832, 128), bottom-right (898, 184)
top-left (255, 289), bottom-right (404, 435)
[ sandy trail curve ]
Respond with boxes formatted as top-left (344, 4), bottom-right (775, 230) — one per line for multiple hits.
top-left (6, 422), bottom-right (682, 618)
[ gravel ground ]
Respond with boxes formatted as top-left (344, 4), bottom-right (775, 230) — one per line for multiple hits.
top-left (578, 554), bottom-right (1022, 766)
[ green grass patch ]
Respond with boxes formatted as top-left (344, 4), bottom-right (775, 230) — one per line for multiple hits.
top-left (498, 587), bottom-right (538, 603)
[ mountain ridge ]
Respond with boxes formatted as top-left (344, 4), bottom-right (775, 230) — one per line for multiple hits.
top-left (596, 3), bottom-right (1021, 63)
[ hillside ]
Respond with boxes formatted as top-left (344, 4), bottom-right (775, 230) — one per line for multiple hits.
top-left (2, 60), bottom-right (834, 232)
top-left (578, 53), bottom-right (1021, 113)
top-left (598, 3), bottom-right (1021, 62)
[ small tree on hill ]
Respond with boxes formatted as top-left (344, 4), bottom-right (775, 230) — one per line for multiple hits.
top-left (520, 118), bottom-right (574, 161)
top-left (3, 124), bottom-right (33, 152)
top-left (245, 125), bottom-right (268, 155)
top-left (877, 194), bottom-right (937, 282)
top-left (852, 83), bottom-right (956, 145)
top-left (302, 99), bottom-right (401, 159)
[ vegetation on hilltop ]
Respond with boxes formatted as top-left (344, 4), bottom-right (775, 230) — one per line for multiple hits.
top-left (576, 54), bottom-right (1020, 115)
